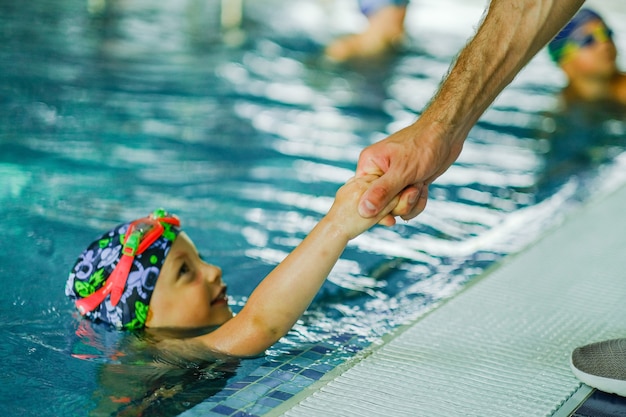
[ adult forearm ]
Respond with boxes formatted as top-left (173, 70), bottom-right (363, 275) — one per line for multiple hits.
top-left (355, 1), bottom-right (584, 225)
top-left (423, 0), bottom-right (584, 142)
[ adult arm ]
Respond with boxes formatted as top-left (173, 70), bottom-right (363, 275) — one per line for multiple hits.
top-left (356, 0), bottom-right (585, 223)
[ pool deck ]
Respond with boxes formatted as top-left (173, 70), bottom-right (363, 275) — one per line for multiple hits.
top-left (268, 182), bottom-right (626, 416)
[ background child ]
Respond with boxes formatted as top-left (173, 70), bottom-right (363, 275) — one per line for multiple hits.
top-left (66, 174), bottom-right (397, 358)
top-left (548, 8), bottom-right (626, 106)
top-left (536, 8), bottom-right (626, 193)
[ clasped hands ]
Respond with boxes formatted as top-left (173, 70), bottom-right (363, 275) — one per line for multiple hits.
top-left (353, 120), bottom-right (464, 226)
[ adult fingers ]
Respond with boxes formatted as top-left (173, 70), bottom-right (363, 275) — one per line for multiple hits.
top-left (400, 185), bottom-right (428, 221)
top-left (357, 170), bottom-right (406, 218)
top-left (390, 184), bottom-right (421, 218)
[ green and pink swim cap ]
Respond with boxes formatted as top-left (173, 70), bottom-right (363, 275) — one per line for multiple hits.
top-left (65, 209), bottom-right (180, 330)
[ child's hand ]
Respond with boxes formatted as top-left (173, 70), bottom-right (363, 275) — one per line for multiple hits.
top-left (327, 174), bottom-right (399, 240)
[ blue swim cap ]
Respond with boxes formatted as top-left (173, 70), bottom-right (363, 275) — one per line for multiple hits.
top-left (548, 8), bottom-right (606, 63)
top-left (65, 210), bottom-right (180, 330)
top-left (358, 0), bottom-right (409, 17)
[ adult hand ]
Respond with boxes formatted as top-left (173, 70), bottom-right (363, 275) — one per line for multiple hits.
top-left (355, 118), bottom-right (464, 224)
top-left (355, 0), bottom-right (584, 225)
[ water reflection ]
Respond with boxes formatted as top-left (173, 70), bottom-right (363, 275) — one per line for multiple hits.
top-left (539, 101), bottom-right (626, 184)
top-left (68, 321), bottom-right (241, 416)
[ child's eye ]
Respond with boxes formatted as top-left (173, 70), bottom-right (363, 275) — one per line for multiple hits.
top-left (178, 262), bottom-right (191, 279)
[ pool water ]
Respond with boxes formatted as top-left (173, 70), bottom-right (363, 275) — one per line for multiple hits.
top-left (1, 0), bottom-right (626, 416)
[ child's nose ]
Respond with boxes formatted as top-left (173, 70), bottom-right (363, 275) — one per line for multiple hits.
top-left (204, 264), bottom-right (222, 283)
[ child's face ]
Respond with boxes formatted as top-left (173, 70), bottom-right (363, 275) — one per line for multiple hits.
top-left (561, 20), bottom-right (617, 79)
top-left (145, 231), bottom-right (233, 329)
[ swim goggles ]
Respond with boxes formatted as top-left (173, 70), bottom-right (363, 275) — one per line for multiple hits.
top-left (560, 25), bottom-right (614, 62)
top-left (75, 209), bottom-right (180, 315)
top-left (573, 25), bottom-right (613, 47)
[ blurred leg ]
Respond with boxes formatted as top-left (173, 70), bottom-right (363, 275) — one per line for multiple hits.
top-left (325, 2), bottom-right (407, 61)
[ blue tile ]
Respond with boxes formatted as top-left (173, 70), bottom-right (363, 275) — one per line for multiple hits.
top-left (309, 363), bottom-right (333, 373)
top-left (245, 402), bottom-right (273, 416)
top-left (288, 356), bottom-right (315, 368)
top-left (346, 344), bottom-right (361, 351)
top-left (300, 350), bottom-right (324, 360)
top-left (211, 404), bottom-right (238, 415)
top-left (280, 363), bottom-right (303, 373)
top-left (258, 377), bottom-right (283, 388)
top-left (269, 369), bottom-right (297, 381)
top-left (300, 368), bottom-right (325, 380)
top-left (179, 333), bottom-right (373, 417)
top-left (218, 388), bottom-right (242, 397)
top-left (269, 390), bottom-right (293, 401)
top-left (290, 373), bottom-right (319, 388)
top-left (221, 395), bottom-right (251, 410)
top-left (238, 383), bottom-right (272, 398)
top-left (310, 345), bottom-right (332, 354)
top-left (276, 381), bottom-right (309, 395)
top-left (257, 396), bottom-right (282, 407)
top-left (330, 333), bottom-right (354, 343)
top-left (239, 375), bottom-right (261, 383)
top-left (232, 412), bottom-right (260, 417)
top-left (229, 382), bottom-right (251, 390)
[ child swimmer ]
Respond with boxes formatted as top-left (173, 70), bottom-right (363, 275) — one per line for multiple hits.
top-left (66, 175), bottom-right (398, 358)
top-left (548, 8), bottom-right (626, 105)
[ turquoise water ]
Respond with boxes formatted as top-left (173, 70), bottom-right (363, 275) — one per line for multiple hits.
top-left (1, 1), bottom-right (626, 416)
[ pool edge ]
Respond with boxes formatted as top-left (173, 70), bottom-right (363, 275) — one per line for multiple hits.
top-left (268, 181), bottom-right (626, 416)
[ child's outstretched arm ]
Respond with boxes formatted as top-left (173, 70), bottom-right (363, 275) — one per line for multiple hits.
top-left (190, 175), bottom-right (397, 357)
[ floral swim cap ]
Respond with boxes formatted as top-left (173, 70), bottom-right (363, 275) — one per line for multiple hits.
top-left (65, 209), bottom-right (180, 330)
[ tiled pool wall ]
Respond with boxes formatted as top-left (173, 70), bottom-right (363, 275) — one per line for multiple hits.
top-left (181, 332), bottom-right (373, 416)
